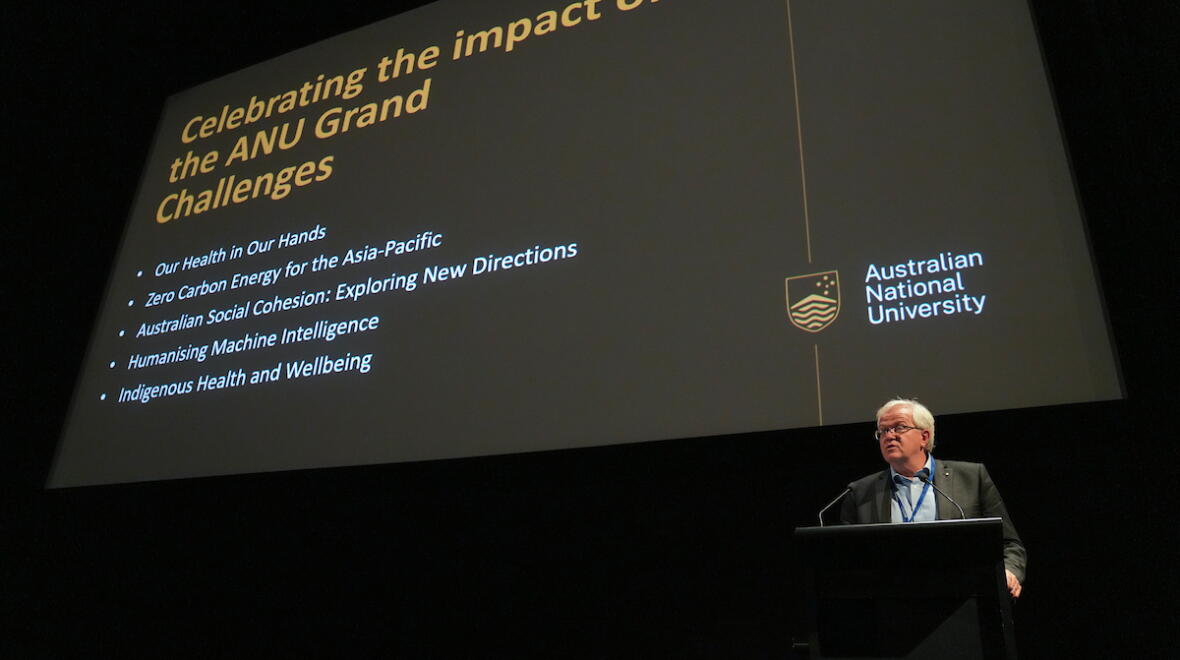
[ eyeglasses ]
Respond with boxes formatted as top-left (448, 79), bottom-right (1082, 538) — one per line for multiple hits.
top-left (874, 424), bottom-right (921, 440)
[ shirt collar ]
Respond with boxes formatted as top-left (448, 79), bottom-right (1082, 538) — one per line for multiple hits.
top-left (889, 453), bottom-right (933, 483)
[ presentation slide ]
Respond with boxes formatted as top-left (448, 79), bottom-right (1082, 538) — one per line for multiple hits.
top-left (50, 0), bottom-right (1121, 487)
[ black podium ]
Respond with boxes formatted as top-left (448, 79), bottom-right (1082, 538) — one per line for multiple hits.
top-left (794, 518), bottom-right (1016, 659)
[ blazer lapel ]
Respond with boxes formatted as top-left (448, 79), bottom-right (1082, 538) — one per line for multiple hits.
top-left (934, 460), bottom-right (957, 520)
top-left (875, 470), bottom-right (892, 523)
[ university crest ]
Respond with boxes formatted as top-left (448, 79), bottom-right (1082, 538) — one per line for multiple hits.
top-left (785, 270), bottom-right (841, 333)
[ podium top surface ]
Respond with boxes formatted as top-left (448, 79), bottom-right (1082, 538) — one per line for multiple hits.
top-left (795, 517), bottom-right (1002, 539)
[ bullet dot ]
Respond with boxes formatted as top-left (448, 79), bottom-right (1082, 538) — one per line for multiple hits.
top-left (100, 393), bottom-right (107, 401)
top-left (118, 330), bottom-right (125, 337)
top-left (127, 299), bottom-right (134, 307)
top-left (109, 361), bottom-right (116, 368)
top-left (137, 270), bottom-right (143, 278)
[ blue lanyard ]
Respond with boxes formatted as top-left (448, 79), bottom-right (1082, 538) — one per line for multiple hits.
top-left (893, 458), bottom-right (935, 523)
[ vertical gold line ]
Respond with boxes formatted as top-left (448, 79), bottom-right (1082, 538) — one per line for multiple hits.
top-left (814, 343), bottom-right (824, 425)
top-left (791, 3), bottom-right (822, 426)
top-left (785, 0), bottom-right (813, 264)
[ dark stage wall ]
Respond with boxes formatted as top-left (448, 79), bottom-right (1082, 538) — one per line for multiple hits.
top-left (4, 2), bottom-right (1176, 658)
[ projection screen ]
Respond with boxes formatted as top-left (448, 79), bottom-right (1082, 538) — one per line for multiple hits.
top-left (50, 0), bottom-right (1121, 487)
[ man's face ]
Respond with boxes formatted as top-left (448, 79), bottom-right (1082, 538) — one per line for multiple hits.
top-left (877, 405), bottom-right (930, 469)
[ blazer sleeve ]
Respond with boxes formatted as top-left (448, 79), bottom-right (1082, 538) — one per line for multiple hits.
top-left (977, 463), bottom-right (1028, 583)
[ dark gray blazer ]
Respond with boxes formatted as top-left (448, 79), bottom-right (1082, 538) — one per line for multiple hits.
top-left (839, 458), bottom-right (1027, 583)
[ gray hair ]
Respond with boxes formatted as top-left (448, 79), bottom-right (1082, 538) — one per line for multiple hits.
top-left (876, 398), bottom-right (936, 452)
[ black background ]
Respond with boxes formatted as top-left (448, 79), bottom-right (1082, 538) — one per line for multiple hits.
top-left (4, 1), bottom-right (1177, 657)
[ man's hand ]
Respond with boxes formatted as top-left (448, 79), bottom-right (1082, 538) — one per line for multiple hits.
top-left (1005, 569), bottom-right (1022, 598)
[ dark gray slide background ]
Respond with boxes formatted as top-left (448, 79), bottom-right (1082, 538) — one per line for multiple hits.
top-left (50, 0), bottom-right (1119, 487)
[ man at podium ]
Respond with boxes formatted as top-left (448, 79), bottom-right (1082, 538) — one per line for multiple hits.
top-left (840, 399), bottom-right (1027, 598)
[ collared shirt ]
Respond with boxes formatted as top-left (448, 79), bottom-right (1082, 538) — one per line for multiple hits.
top-left (889, 454), bottom-right (936, 523)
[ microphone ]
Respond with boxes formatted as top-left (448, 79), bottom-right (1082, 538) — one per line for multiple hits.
top-left (916, 469), bottom-right (966, 519)
top-left (817, 485), bottom-right (852, 527)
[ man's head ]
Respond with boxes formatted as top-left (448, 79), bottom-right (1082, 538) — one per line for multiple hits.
top-left (875, 399), bottom-right (935, 474)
